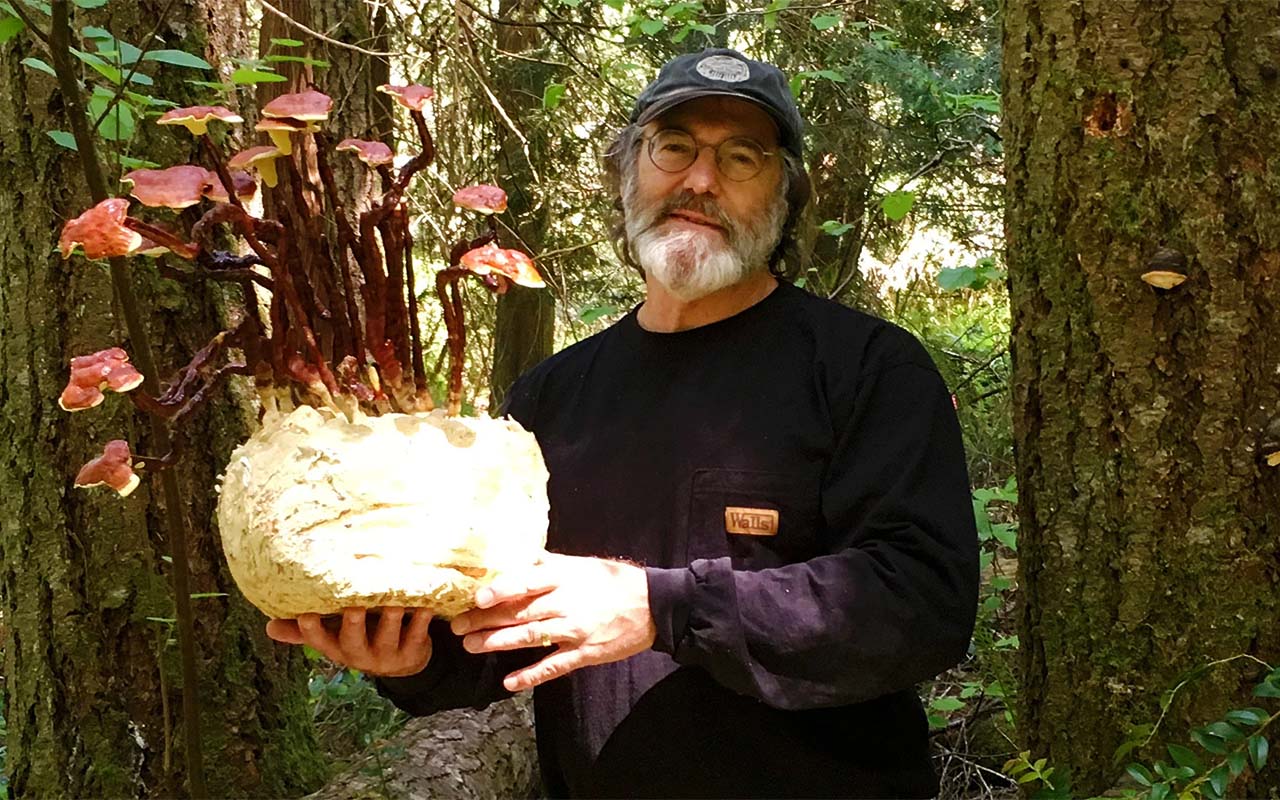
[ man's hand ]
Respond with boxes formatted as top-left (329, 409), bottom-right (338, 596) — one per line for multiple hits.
top-left (265, 607), bottom-right (433, 677)
top-left (449, 553), bottom-right (657, 692)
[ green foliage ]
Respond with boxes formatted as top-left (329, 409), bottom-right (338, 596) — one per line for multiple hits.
top-left (307, 664), bottom-right (408, 768)
top-left (937, 256), bottom-right (1005, 292)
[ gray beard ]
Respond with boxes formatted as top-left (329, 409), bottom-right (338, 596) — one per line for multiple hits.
top-left (622, 172), bottom-right (787, 302)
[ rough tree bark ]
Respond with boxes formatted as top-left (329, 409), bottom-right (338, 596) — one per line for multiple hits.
top-left (1003, 0), bottom-right (1280, 793)
top-left (0, 3), bottom-right (326, 797)
top-left (488, 0), bottom-right (555, 411)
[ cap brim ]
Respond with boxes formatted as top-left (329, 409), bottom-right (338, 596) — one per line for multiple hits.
top-left (635, 89), bottom-right (784, 138)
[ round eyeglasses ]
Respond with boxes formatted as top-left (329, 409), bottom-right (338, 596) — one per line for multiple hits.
top-left (644, 129), bottom-right (775, 182)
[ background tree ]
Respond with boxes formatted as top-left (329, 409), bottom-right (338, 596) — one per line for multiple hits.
top-left (0, 2), bottom-right (326, 796)
top-left (1003, 0), bottom-right (1280, 793)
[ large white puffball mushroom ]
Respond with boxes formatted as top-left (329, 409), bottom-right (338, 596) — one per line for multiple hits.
top-left (217, 405), bottom-right (549, 620)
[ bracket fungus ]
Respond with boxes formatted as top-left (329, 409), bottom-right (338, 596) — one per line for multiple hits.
top-left (122, 165), bottom-right (213, 209)
top-left (58, 83), bottom-right (548, 620)
top-left (157, 105), bottom-right (243, 136)
top-left (59, 347), bottom-right (144, 411)
top-left (1262, 416), bottom-right (1280, 468)
top-left (1141, 247), bottom-right (1189, 290)
top-left (75, 439), bottom-right (140, 497)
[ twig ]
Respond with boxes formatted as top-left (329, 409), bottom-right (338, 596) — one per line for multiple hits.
top-left (260, 0), bottom-right (397, 57)
top-left (7, 1), bottom-right (49, 45)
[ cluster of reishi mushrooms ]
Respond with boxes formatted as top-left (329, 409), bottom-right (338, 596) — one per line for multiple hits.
top-left (60, 85), bottom-right (544, 497)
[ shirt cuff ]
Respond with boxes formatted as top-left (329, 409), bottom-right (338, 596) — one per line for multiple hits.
top-left (645, 566), bottom-right (696, 655)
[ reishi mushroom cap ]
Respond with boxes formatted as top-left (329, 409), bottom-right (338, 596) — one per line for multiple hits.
top-left (156, 105), bottom-right (244, 136)
top-left (261, 89), bottom-right (333, 122)
top-left (453, 184), bottom-right (508, 215)
top-left (75, 439), bottom-right (140, 497)
top-left (228, 145), bottom-right (283, 188)
top-left (59, 198), bottom-right (144, 260)
top-left (1140, 271), bottom-right (1188, 290)
top-left (122, 165), bottom-right (213, 209)
top-left (459, 244), bottom-right (544, 288)
top-left (378, 83), bottom-right (435, 112)
top-left (59, 347), bottom-right (145, 411)
top-left (203, 170), bottom-right (258, 204)
top-left (336, 138), bottom-right (395, 166)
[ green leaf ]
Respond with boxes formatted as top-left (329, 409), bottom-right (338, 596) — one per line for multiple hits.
top-left (1227, 749), bottom-right (1247, 777)
top-left (881, 189), bottom-right (915, 221)
top-left (602, 0), bottom-right (623, 9)
top-left (993, 634), bottom-right (1020, 649)
top-left (1166, 743), bottom-right (1203, 773)
top-left (929, 696), bottom-right (965, 712)
top-left (270, 36), bottom-right (305, 47)
top-left (1225, 709), bottom-right (1264, 727)
top-left (638, 18), bottom-right (664, 35)
top-left (1248, 734), bottom-right (1269, 771)
top-left (810, 13), bottom-right (839, 30)
top-left (1253, 680), bottom-right (1280, 698)
top-left (264, 54), bottom-right (330, 67)
top-left (87, 93), bottom-right (135, 141)
top-left (819, 219), bottom-right (853, 236)
top-left (21, 56), bottom-right (55, 76)
top-left (1206, 722), bottom-right (1244, 742)
top-left (1191, 728), bottom-right (1229, 755)
top-left (230, 67), bottom-right (287, 84)
top-left (124, 90), bottom-right (178, 108)
top-left (991, 524), bottom-right (1017, 550)
top-left (578, 304), bottom-right (618, 324)
top-left (185, 79), bottom-right (234, 90)
top-left (1208, 765), bottom-right (1230, 798)
top-left (1149, 781), bottom-right (1171, 800)
top-left (47, 130), bottom-right (78, 150)
top-left (145, 616), bottom-right (176, 624)
top-left (143, 49), bottom-right (212, 69)
top-left (189, 592), bottom-right (229, 599)
top-left (71, 48), bottom-right (153, 85)
top-left (118, 155), bottom-right (160, 169)
top-left (0, 15), bottom-right (23, 42)
top-left (1125, 764), bottom-right (1153, 788)
top-left (543, 82), bottom-right (567, 111)
top-left (95, 43), bottom-right (144, 66)
top-left (81, 25), bottom-right (113, 39)
top-left (938, 267), bottom-right (978, 291)
top-left (72, 0), bottom-right (108, 7)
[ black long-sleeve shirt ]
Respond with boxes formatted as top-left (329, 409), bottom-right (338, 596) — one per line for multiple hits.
top-left (377, 281), bottom-right (979, 798)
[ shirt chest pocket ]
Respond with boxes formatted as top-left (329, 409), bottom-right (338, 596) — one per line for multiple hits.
top-left (685, 468), bottom-right (823, 569)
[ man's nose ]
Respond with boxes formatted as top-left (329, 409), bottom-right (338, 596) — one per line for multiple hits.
top-left (680, 146), bottom-right (721, 195)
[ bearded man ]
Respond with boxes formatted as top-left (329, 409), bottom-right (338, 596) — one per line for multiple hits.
top-left (269, 48), bottom-right (979, 798)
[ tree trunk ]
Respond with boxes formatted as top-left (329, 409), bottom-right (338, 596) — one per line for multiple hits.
top-left (0, 3), bottom-right (325, 796)
top-left (488, 0), bottom-right (555, 411)
top-left (1003, 0), bottom-right (1280, 793)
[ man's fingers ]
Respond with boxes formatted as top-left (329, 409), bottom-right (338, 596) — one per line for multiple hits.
top-left (338, 607), bottom-right (370, 655)
top-left (402, 608), bottom-right (433, 649)
top-left (372, 606), bottom-right (405, 653)
top-left (503, 648), bottom-right (586, 692)
top-left (462, 621), bottom-right (569, 654)
top-left (452, 594), bottom-right (559, 635)
top-left (297, 613), bottom-right (346, 663)
top-left (266, 619), bottom-right (303, 644)
top-left (474, 568), bottom-right (560, 609)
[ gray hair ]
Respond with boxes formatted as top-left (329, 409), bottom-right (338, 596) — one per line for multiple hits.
top-left (602, 124), bottom-right (811, 281)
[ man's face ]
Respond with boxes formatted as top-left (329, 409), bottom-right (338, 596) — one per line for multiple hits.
top-left (623, 97), bottom-right (788, 302)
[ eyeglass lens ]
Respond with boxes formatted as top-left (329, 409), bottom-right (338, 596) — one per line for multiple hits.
top-left (648, 130), bottom-right (768, 181)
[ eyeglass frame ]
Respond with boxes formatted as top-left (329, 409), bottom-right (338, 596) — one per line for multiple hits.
top-left (641, 128), bottom-right (778, 182)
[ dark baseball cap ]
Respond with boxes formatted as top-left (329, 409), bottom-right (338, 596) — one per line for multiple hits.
top-left (630, 48), bottom-right (805, 157)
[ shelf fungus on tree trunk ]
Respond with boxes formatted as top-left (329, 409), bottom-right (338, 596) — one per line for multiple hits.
top-left (57, 86), bottom-right (550, 622)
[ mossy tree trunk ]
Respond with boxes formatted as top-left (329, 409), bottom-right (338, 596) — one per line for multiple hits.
top-left (0, 3), bottom-right (326, 796)
top-left (1003, 0), bottom-right (1280, 793)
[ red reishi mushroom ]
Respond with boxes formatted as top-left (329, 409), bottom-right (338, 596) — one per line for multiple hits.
top-left (336, 138), bottom-right (395, 166)
top-left (453, 184), bottom-right (508, 215)
top-left (59, 198), bottom-right (144, 260)
top-left (157, 105), bottom-right (244, 136)
top-left (122, 165), bottom-right (213, 209)
top-left (228, 146), bottom-right (283, 188)
top-left (203, 170), bottom-right (258, 204)
top-left (460, 244), bottom-right (545, 288)
top-left (261, 89), bottom-right (332, 123)
top-left (377, 84), bottom-right (435, 112)
top-left (74, 439), bottom-right (140, 497)
top-left (59, 347), bottom-right (145, 411)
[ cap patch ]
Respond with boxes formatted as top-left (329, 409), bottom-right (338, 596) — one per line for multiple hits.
top-left (696, 55), bottom-right (750, 83)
